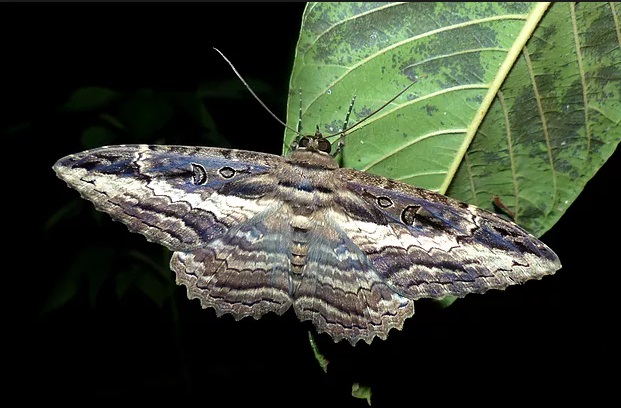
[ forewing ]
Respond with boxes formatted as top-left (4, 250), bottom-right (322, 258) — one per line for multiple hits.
top-left (336, 168), bottom-right (562, 300)
top-left (54, 145), bottom-right (283, 251)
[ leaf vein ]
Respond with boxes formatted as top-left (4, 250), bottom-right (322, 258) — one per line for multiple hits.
top-left (498, 91), bottom-right (519, 221)
top-left (361, 128), bottom-right (468, 172)
top-left (570, 3), bottom-right (591, 154)
top-left (523, 46), bottom-right (558, 214)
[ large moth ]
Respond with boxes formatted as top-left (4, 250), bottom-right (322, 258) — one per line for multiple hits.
top-left (54, 128), bottom-right (560, 344)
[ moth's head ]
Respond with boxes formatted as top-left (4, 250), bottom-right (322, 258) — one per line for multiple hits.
top-left (296, 127), bottom-right (333, 154)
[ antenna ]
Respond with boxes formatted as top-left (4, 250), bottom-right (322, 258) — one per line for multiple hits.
top-left (324, 81), bottom-right (416, 139)
top-left (213, 47), bottom-right (415, 142)
top-left (213, 48), bottom-right (303, 137)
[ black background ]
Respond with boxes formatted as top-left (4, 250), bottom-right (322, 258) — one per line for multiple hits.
top-left (7, 3), bottom-right (616, 406)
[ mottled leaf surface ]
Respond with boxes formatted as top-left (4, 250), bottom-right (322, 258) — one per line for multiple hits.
top-left (286, 2), bottom-right (620, 236)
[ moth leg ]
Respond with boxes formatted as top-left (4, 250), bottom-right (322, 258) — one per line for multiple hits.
top-left (493, 195), bottom-right (516, 219)
top-left (331, 136), bottom-right (345, 158)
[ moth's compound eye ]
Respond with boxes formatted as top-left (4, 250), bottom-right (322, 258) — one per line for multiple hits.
top-left (299, 137), bottom-right (310, 147)
top-left (317, 139), bottom-right (331, 153)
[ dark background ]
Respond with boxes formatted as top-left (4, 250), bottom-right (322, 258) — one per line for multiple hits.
top-left (7, 3), bottom-right (616, 405)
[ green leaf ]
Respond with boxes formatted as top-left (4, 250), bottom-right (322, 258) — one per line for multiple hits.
top-left (41, 246), bottom-right (115, 313)
top-left (99, 113), bottom-right (126, 131)
top-left (80, 126), bottom-right (117, 149)
top-left (168, 91), bottom-right (218, 131)
top-left (307, 331), bottom-right (329, 373)
top-left (286, 2), bottom-right (621, 237)
top-left (44, 199), bottom-right (82, 231)
top-left (116, 265), bottom-right (170, 308)
top-left (119, 89), bottom-right (174, 140)
top-left (41, 264), bottom-right (81, 314)
top-left (115, 249), bottom-right (174, 307)
top-left (61, 86), bottom-right (120, 112)
top-left (351, 383), bottom-right (372, 406)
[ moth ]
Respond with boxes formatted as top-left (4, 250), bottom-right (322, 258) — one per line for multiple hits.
top-left (55, 49), bottom-right (560, 344)
top-left (54, 124), bottom-right (561, 344)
